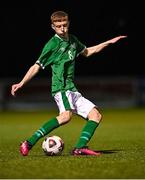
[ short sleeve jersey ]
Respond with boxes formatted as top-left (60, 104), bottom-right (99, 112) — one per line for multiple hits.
top-left (36, 34), bottom-right (86, 96)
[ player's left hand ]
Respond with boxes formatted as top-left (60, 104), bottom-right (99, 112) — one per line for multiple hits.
top-left (108, 35), bottom-right (127, 44)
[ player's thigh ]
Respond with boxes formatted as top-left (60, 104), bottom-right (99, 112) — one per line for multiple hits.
top-left (54, 91), bottom-right (72, 113)
top-left (75, 96), bottom-right (96, 119)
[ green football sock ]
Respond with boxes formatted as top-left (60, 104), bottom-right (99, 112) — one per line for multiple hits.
top-left (27, 117), bottom-right (59, 146)
top-left (75, 120), bottom-right (99, 148)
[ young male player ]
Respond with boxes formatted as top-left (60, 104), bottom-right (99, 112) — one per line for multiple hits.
top-left (11, 11), bottom-right (127, 156)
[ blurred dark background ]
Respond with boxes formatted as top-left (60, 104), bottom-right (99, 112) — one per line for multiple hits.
top-left (0, 0), bottom-right (144, 78)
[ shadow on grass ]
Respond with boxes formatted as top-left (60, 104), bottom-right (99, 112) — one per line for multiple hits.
top-left (95, 149), bottom-right (122, 154)
top-left (28, 149), bottom-right (122, 158)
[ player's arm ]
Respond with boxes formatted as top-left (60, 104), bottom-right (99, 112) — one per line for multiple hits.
top-left (81, 35), bottom-right (127, 57)
top-left (11, 63), bottom-right (41, 96)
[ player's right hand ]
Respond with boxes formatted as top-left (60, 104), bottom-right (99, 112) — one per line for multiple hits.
top-left (11, 83), bottom-right (22, 96)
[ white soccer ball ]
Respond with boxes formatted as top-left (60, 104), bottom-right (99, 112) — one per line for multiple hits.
top-left (42, 135), bottom-right (64, 156)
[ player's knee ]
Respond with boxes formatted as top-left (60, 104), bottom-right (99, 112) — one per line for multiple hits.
top-left (88, 108), bottom-right (102, 123)
top-left (57, 111), bottom-right (72, 125)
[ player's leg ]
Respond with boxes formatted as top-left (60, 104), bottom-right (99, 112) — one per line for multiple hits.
top-left (72, 94), bottom-right (102, 155)
top-left (27, 111), bottom-right (72, 145)
top-left (20, 111), bottom-right (72, 156)
top-left (74, 107), bottom-right (102, 147)
top-left (20, 117), bottom-right (60, 156)
top-left (20, 91), bottom-right (72, 156)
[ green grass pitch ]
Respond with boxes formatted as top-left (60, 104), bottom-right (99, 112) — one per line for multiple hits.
top-left (0, 108), bottom-right (145, 179)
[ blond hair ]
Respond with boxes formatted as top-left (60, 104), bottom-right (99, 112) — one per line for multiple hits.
top-left (51, 11), bottom-right (68, 24)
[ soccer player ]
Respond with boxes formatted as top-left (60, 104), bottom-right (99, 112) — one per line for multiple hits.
top-left (11, 11), bottom-right (127, 156)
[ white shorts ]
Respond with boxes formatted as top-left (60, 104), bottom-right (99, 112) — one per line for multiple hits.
top-left (54, 90), bottom-right (96, 119)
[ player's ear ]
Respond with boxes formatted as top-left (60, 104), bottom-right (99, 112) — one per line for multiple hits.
top-left (51, 24), bottom-right (55, 30)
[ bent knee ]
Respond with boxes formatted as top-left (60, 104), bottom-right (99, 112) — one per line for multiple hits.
top-left (57, 111), bottom-right (72, 125)
top-left (88, 108), bottom-right (102, 123)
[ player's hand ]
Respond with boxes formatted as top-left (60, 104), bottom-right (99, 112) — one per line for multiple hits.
top-left (11, 83), bottom-right (23, 96)
top-left (108, 35), bottom-right (127, 44)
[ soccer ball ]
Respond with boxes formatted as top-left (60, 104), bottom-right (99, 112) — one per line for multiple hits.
top-left (42, 135), bottom-right (64, 156)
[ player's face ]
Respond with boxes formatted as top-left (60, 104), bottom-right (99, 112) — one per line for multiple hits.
top-left (52, 20), bottom-right (69, 38)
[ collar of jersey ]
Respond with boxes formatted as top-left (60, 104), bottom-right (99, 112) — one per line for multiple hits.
top-left (55, 34), bottom-right (69, 42)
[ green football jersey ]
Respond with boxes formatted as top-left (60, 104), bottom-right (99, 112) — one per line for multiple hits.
top-left (36, 34), bottom-right (86, 96)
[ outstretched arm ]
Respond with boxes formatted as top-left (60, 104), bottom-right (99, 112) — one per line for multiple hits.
top-left (11, 63), bottom-right (41, 96)
top-left (82, 35), bottom-right (127, 57)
